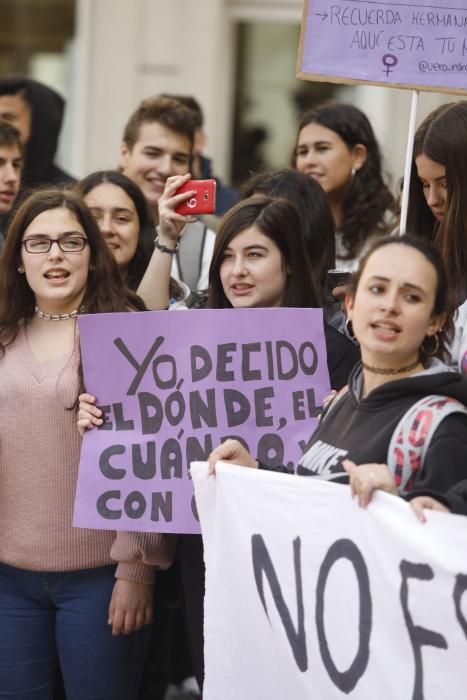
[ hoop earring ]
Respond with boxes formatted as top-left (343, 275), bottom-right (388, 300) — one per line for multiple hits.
top-left (421, 333), bottom-right (439, 356)
top-left (345, 318), bottom-right (355, 340)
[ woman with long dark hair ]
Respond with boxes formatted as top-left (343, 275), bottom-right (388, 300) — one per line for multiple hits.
top-left (208, 194), bottom-right (319, 309)
top-left (77, 170), bottom-right (189, 309)
top-left (292, 103), bottom-right (398, 268)
top-left (407, 101), bottom-right (467, 307)
top-left (240, 168), bottom-right (335, 298)
top-left (207, 192), bottom-right (358, 388)
top-left (0, 188), bottom-right (172, 699)
top-left (407, 101), bottom-right (467, 373)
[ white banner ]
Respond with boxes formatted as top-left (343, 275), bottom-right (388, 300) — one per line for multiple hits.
top-left (191, 462), bottom-right (467, 700)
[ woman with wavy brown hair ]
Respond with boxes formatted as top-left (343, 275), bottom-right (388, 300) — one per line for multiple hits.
top-left (0, 188), bottom-right (171, 699)
top-left (292, 103), bottom-right (398, 268)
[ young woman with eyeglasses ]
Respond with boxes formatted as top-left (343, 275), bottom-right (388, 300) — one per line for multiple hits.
top-left (0, 188), bottom-right (174, 700)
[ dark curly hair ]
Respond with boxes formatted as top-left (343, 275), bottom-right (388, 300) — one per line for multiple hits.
top-left (407, 101), bottom-right (467, 305)
top-left (292, 103), bottom-right (398, 261)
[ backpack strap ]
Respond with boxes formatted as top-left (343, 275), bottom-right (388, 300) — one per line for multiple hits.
top-left (175, 223), bottom-right (208, 290)
top-left (387, 395), bottom-right (467, 496)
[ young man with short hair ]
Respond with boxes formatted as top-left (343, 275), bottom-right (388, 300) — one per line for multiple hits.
top-left (162, 94), bottom-right (238, 216)
top-left (119, 96), bottom-right (215, 292)
top-left (0, 121), bottom-right (23, 247)
top-left (0, 76), bottom-right (74, 188)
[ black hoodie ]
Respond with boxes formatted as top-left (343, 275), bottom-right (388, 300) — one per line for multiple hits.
top-left (405, 479), bottom-right (467, 515)
top-left (430, 480), bottom-right (467, 515)
top-left (0, 78), bottom-right (75, 189)
top-left (285, 361), bottom-right (467, 496)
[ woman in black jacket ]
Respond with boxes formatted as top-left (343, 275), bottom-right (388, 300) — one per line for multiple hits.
top-left (209, 235), bottom-right (467, 508)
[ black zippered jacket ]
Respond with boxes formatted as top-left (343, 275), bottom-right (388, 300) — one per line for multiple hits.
top-left (298, 362), bottom-right (467, 494)
top-left (263, 361), bottom-right (467, 497)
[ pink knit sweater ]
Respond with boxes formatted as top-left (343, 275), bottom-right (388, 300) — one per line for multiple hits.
top-left (0, 327), bottom-right (175, 584)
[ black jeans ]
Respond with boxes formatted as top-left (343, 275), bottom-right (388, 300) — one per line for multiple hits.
top-left (176, 535), bottom-right (206, 690)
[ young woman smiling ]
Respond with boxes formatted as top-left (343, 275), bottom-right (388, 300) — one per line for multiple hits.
top-left (0, 189), bottom-right (173, 700)
top-left (209, 236), bottom-right (467, 509)
top-left (292, 103), bottom-right (398, 268)
top-left (77, 170), bottom-right (189, 310)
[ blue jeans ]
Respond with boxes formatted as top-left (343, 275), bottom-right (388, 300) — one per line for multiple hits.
top-left (0, 562), bottom-right (151, 700)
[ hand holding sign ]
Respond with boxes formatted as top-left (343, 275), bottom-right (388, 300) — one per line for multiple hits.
top-left (410, 495), bottom-right (450, 523)
top-left (73, 308), bottom-right (330, 534)
top-left (208, 439), bottom-right (259, 476)
top-left (343, 459), bottom-right (397, 508)
top-left (78, 392), bottom-right (104, 435)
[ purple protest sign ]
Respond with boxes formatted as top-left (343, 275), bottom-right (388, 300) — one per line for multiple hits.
top-left (73, 308), bottom-right (330, 534)
top-left (298, 0), bottom-right (467, 95)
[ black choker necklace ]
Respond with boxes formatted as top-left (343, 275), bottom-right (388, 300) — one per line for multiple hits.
top-left (34, 305), bottom-right (81, 321)
top-left (362, 357), bottom-right (421, 376)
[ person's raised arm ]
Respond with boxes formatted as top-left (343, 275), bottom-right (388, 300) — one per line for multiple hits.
top-left (137, 173), bottom-right (197, 310)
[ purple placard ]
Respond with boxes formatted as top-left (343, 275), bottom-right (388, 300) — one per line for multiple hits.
top-left (298, 0), bottom-right (467, 94)
top-left (73, 308), bottom-right (330, 533)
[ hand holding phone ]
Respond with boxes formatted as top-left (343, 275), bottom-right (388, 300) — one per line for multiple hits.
top-left (174, 179), bottom-right (216, 216)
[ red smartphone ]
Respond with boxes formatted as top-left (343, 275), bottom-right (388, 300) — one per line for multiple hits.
top-left (175, 179), bottom-right (217, 215)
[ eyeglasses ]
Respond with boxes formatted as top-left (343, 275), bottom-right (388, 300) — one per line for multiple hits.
top-left (22, 236), bottom-right (89, 254)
